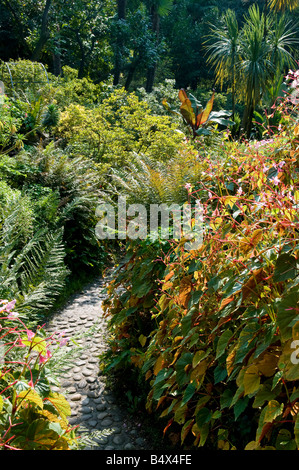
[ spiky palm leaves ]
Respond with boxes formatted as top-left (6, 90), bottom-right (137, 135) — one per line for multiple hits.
top-left (205, 5), bottom-right (298, 137)
top-left (269, 0), bottom-right (299, 11)
top-left (205, 9), bottom-right (240, 121)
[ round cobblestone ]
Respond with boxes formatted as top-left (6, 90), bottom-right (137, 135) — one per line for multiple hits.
top-left (43, 276), bottom-right (151, 451)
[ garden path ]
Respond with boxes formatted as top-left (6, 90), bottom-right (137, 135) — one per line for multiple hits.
top-left (45, 274), bottom-right (151, 450)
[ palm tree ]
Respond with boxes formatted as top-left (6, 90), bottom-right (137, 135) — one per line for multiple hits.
top-left (268, 0), bottom-right (299, 11)
top-left (205, 9), bottom-right (240, 121)
top-left (145, 0), bottom-right (173, 92)
top-left (238, 6), bottom-right (273, 137)
top-left (268, 14), bottom-right (298, 77)
top-left (239, 5), bottom-right (297, 137)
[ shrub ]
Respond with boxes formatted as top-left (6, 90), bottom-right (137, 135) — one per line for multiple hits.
top-left (101, 118), bottom-right (299, 450)
top-left (0, 299), bottom-right (78, 450)
top-left (56, 87), bottom-right (185, 173)
top-left (11, 142), bottom-right (106, 274)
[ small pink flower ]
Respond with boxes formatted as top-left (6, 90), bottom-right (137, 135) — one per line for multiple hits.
top-left (272, 176), bottom-right (280, 186)
top-left (7, 311), bottom-right (19, 319)
top-left (39, 350), bottom-right (52, 364)
top-left (58, 337), bottom-right (69, 347)
top-left (237, 187), bottom-right (243, 195)
top-left (185, 183), bottom-right (192, 191)
top-left (0, 299), bottom-right (16, 313)
top-left (26, 330), bottom-right (35, 341)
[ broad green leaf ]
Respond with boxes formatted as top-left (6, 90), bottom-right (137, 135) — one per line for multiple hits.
top-left (198, 423), bottom-right (209, 447)
top-left (17, 389), bottom-right (43, 409)
top-left (234, 396), bottom-right (249, 420)
top-left (277, 290), bottom-right (299, 341)
top-left (216, 329), bottom-right (233, 359)
top-left (45, 392), bottom-right (71, 417)
top-left (175, 353), bottom-right (193, 386)
top-left (182, 383), bottom-right (196, 406)
top-left (220, 388), bottom-right (234, 410)
top-left (243, 365), bottom-right (261, 396)
top-left (181, 419), bottom-right (194, 444)
top-left (275, 429), bottom-right (296, 450)
top-left (235, 321), bottom-right (260, 363)
top-left (174, 403), bottom-right (188, 425)
top-left (26, 418), bottom-right (59, 443)
top-left (153, 368), bottom-right (172, 386)
top-left (273, 253), bottom-right (297, 282)
top-left (192, 349), bottom-right (209, 369)
top-left (214, 364), bottom-right (227, 384)
top-left (263, 400), bottom-right (284, 423)
top-left (196, 407), bottom-right (211, 427)
top-left (252, 384), bottom-right (280, 408)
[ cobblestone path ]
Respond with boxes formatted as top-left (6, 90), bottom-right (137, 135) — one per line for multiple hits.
top-left (45, 276), bottom-right (151, 450)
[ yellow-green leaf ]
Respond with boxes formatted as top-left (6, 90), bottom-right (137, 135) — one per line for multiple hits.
top-left (138, 334), bottom-right (147, 347)
top-left (243, 365), bottom-right (261, 396)
top-left (263, 400), bottom-right (284, 423)
top-left (18, 389), bottom-right (43, 409)
top-left (45, 392), bottom-right (71, 417)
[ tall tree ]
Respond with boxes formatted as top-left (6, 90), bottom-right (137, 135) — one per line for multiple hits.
top-left (145, 0), bottom-right (173, 93)
top-left (239, 5), bottom-right (297, 137)
top-left (113, 0), bottom-right (127, 85)
top-left (205, 9), bottom-right (240, 121)
top-left (31, 0), bottom-right (53, 61)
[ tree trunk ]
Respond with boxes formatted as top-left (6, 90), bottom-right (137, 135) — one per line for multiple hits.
top-left (113, 0), bottom-right (127, 86)
top-left (145, 7), bottom-right (160, 93)
top-left (31, 0), bottom-right (52, 61)
top-left (125, 57), bottom-right (140, 90)
top-left (145, 64), bottom-right (156, 93)
top-left (76, 32), bottom-right (86, 79)
top-left (263, 0), bottom-right (268, 38)
top-left (52, 27), bottom-right (62, 76)
top-left (241, 102), bottom-right (254, 139)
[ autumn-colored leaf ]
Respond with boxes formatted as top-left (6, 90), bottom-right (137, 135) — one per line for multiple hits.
top-left (163, 418), bottom-right (174, 436)
top-left (154, 355), bottom-right (166, 376)
top-left (242, 268), bottom-right (265, 300)
top-left (178, 276), bottom-right (193, 308)
top-left (220, 296), bottom-right (234, 310)
top-left (197, 92), bottom-right (215, 126)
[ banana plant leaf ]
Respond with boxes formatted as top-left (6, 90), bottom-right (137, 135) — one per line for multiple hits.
top-left (197, 92), bottom-right (215, 126)
top-left (179, 90), bottom-right (196, 126)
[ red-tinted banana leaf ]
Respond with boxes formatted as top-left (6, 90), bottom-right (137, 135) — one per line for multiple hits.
top-left (179, 94), bottom-right (196, 127)
top-left (197, 92), bottom-right (215, 127)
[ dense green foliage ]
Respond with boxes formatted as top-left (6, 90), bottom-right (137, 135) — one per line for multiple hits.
top-left (102, 111), bottom-right (299, 450)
